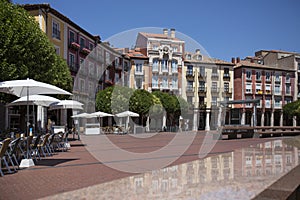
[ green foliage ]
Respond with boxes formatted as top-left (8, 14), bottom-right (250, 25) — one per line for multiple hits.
top-left (95, 86), bottom-right (134, 114)
top-left (283, 100), bottom-right (300, 116)
top-left (129, 89), bottom-right (153, 116)
top-left (0, 1), bottom-right (72, 98)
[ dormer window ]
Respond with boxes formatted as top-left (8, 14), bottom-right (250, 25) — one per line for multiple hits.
top-left (186, 54), bottom-right (191, 60)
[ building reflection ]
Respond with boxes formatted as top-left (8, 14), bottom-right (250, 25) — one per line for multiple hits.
top-left (118, 139), bottom-right (299, 199)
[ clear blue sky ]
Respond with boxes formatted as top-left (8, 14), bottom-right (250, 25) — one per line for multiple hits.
top-left (13, 0), bottom-right (300, 61)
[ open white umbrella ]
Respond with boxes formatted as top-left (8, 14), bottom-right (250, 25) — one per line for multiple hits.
top-left (49, 100), bottom-right (83, 110)
top-left (71, 112), bottom-right (91, 118)
top-left (115, 111), bottom-right (139, 131)
top-left (0, 78), bottom-right (71, 166)
top-left (0, 78), bottom-right (71, 135)
top-left (8, 94), bottom-right (60, 107)
top-left (88, 111), bottom-right (114, 118)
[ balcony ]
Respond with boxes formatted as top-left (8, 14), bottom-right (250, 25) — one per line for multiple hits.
top-left (222, 88), bottom-right (232, 97)
top-left (198, 103), bottom-right (207, 110)
top-left (275, 78), bottom-right (281, 83)
top-left (135, 69), bottom-right (144, 75)
top-left (186, 87), bottom-right (194, 96)
top-left (69, 41), bottom-right (80, 50)
top-left (80, 47), bottom-right (91, 55)
top-left (223, 73), bottom-right (230, 81)
top-left (211, 73), bottom-right (219, 80)
top-left (265, 90), bottom-right (272, 95)
top-left (198, 87), bottom-right (207, 96)
top-left (211, 87), bottom-right (219, 94)
top-left (186, 72), bottom-right (195, 81)
top-left (256, 90), bottom-right (263, 95)
top-left (198, 73), bottom-right (206, 81)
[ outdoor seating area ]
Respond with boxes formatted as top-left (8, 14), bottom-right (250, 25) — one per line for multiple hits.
top-left (100, 126), bottom-right (131, 135)
top-left (0, 130), bottom-right (71, 177)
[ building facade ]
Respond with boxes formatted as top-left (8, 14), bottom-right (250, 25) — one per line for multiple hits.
top-left (184, 50), bottom-right (234, 130)
top-left (233, 58), bottom-right (296, 126)
top-left (135, 29), bottom-right (184, 95)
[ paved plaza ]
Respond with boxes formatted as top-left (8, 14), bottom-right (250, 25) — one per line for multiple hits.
top-left (0, 132), bottom-right (298, 199)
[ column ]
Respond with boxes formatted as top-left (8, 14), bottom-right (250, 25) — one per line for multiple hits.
top-left (162, 111), bottom-right (167, 130)
top-left (261, 112), bottom-right (265, 127)
top-left (241, 110), bottom-right (245, 125)
top-left (5, 106), bottom-right (9, 129)
top-left (280, 111), bottom-right (283, 126)
top-left (192, 109), bottom-right (198, 131)
top-left (293, 116), bottom-right (297, 127)
top-left (205, 110), bottom-right (210, 131)
top-left (270, 111), bottom-right (274, 127)
top-left (217, 106), bottom-right (223, 128)
top-left (253, 104), bottom-right (257, 126)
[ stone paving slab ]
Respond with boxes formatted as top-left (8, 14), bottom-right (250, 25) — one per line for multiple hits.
top-left (0, 132), bottom-right (273, 200)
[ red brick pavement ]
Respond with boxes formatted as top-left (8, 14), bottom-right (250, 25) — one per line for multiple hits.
top-left (0, 132), bottom-right (272, 200)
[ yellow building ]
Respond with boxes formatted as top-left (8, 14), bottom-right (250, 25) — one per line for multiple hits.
top-left (183, 50), bottom-right (234, 130)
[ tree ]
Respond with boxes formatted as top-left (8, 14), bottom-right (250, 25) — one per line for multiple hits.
top-left (129, 89), bottom-right (153, 125)
top-left (95, 86), bottom-right (134, 114)
top-left (0, 1), bottom-right (72, 102)
top-left (283, 100), bottom-right (300, 116)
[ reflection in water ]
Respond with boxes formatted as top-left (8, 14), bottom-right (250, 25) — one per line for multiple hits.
top-left (47, 139), bottom-right (300, 199)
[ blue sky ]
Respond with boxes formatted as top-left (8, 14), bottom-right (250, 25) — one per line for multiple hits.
top-left (13, 0), bottom-right (300, 61)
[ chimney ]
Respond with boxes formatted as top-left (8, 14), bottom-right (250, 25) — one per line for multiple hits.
top-left (231, 57), bottom-right (236, 64)
top-left (196, 49), bottom-right (201, 54)
top-left (236, 57), bottom-right (241, 63)
top-left (163, 28), bottom-right (168, 36)
top-left (170, 28), bottom-right (175, 38)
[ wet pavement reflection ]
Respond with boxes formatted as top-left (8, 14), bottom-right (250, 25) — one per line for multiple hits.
top-left (45, 138), bottom-right (300, 200)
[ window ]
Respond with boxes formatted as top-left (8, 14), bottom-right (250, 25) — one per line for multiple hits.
top-left (135, 63), bottom-right (143, 73)
top-left (162, 76), bottom-right (168, 88)
top-left (246, 96), bottom-right (252, 107)
top-left (196, 55), bottom-right (202, 61)
top-left (89, 43), bottom-right (94, 50)
top-left (246, 83), bottom-right (252, 93)
top-left (224, 68), bottom-right (229, 77)
top-left (265, 71), bottom-right (271, 81)
top-left (246, 70), bottom-right (252, 80)
top-left (54, 46), bottom-right (60, 55)
top-left (172, 46), bottom-right (177, 52)
top-left (265, 84), bottom-right (271, 93)
top-left (162, 58), bottom-right (168, 71)
top-left (152, 75), bottom-right (158, 88)
top-left (69, 53), bottom-right (75, 68)
top-left (172, 76), bottom-right (178, 89)
top-left (224, 82), bottom-right (229, 92)
top-left (275, 73), bottom-right (280, 82)
top-left (153, 59), bottom-right (159, 71)
top-left (265, 98), bottom-right (271, 108)
top-left (286, 84), bottom-right (291, 94)
top-left (69, 31), bottom-right (75, 43)
top-left (256, 71), bottom-right (261, 81)
top-left (52, 20), bottom-right (60, 39)
top-left (275, 84), bottom-right (280, 94)
top-left (285, 97), bottom-right (292, 104)
top-left (212, 97), bottom-right (217, 106)
top-left (199, 66), bottom-right (205, 77)
top-left (274, 98), bottom-right (281, 107)
top-left (186, 54), bottom-right (191, 60)
top-left (256, 83), bottom-right (262, 94)
top-left (199, 81), bottom-right (205, 91)
top-left (171, 60), bottom-right (178, 72)
top-left (187, 81), bottom-right (193, 91)
top-left (187, 65), bottom-right (193, 75)
top-left (80, 37), bottom-right (85, 48)
top-left (135, 77), bottom-right (143, 89)
top-left (212, 82), bottom-right (217, 92)
top-left (286, 73), bottom-right (290, 83)
top-left (80, 79), bottom-right (85, 91)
